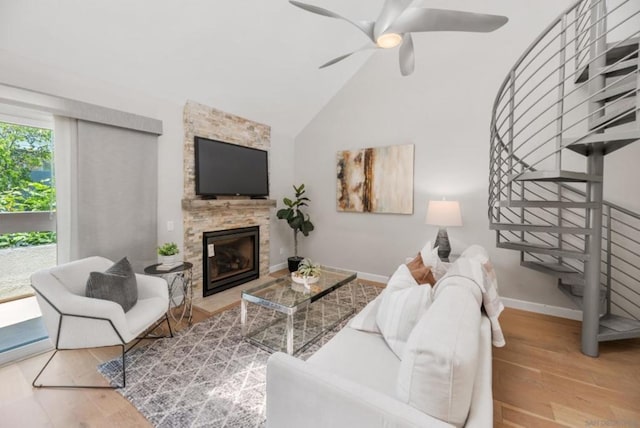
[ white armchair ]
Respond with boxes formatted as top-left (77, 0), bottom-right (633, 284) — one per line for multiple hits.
top-left (31, 256), bottom-right (171, 389)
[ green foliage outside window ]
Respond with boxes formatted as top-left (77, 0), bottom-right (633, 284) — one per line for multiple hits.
top-left (0, 122), bottom-right (57, 248)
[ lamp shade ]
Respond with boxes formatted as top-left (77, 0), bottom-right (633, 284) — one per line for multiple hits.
top-left (425, 200), bottom-right (462, 227)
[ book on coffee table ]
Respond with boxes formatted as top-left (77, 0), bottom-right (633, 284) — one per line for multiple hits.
top-left (156, 261), bottom-right (183, 271)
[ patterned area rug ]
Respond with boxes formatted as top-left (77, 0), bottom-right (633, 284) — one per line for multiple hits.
top-left (98, 281), bottom-right (381, 428)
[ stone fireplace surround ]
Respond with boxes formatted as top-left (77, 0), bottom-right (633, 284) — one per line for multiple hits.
top-left (182, 101), bottom-right (276, 299)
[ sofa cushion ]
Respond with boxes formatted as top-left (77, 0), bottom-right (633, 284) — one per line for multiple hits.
top-left (376, 264), bottom-right (433, 359)
top-left (308, 327), bottom-right (400, 396)
top-left (86, 257), bottom-right (138, 312)
top-left (397, 282), bottom-right (482, 427)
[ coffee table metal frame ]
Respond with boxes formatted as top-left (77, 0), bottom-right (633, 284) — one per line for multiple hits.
top-left (241, 266), bottom-right (357, 355)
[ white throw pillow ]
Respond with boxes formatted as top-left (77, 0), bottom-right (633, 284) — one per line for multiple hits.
top-left (460, 244), bottom-right (489, 263)
top-left (420, 241), bottom-right (449, 280)
top-left (376, 264), bottom-right (433, 359)
top-left (348, 293), bottom-right (382, 334)
top-left (459, 245), bottom-right (506, 347)
top-left (396, 284), bottom-right (482, 427)
top-left (460, 244), bottom-right (497, 289)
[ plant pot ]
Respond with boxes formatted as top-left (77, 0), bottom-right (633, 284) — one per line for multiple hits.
top-left (288, 256), bottom-right (303, 273)
top-left (291, 271), bottom-right (320, 285)
top-left (160, 254), bottom-right (178, 266)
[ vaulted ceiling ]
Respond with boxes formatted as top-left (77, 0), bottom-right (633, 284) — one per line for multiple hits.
top-left (0, 0), bottom-right (385, 136)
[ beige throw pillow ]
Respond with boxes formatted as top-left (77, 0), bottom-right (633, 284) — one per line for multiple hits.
top-left (406, 253), bottom-right (436, 286)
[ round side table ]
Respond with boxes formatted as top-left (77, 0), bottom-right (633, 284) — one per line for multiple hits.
top-left (144, 262), bottom-right (194, 326)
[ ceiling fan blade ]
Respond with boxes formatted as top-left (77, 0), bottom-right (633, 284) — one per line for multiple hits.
top-left (398, 33), bottom-right (415, 76)
top-left (319, 45), bottom-right (377, 69)
top-left (389, 7), bottom-right (508, 34)
top-left (289, 0), bottom-right (375, 42)
top-left (374, 0), bottom-right (413, 39)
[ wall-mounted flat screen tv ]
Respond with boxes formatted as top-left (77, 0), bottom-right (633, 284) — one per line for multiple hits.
top-left (195, 136), bottom-right (269, 197)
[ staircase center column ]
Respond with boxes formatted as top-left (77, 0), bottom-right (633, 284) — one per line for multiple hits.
top-left (581, 0), bottom-right (608, 358)
top-left (583, 153), bottom-right (604, 357)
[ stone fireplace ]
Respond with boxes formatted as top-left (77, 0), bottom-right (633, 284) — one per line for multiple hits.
top-left (182, 101), bottom-right (276, 299)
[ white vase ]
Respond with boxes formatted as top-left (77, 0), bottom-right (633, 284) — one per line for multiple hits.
top-left (160, 254), bottom-right (178, 266)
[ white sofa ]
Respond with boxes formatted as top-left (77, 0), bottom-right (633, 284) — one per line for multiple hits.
top-left (266, 264), bottom-right (493, 427)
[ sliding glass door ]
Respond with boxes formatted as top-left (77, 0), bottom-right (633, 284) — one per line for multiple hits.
top-left (0, 118), bottom-right (55, 358)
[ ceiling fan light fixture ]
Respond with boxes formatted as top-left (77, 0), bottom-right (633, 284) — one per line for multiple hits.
top-left (376, 32), bottom-right (403, 49)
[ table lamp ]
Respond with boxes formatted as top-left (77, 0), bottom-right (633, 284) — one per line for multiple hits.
top-left (425, 200), bottom-right (462, 261)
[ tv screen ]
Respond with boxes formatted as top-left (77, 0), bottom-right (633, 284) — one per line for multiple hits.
top-left (195, 137), bottom-right (269, 197)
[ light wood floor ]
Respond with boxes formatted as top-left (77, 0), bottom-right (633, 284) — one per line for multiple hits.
top-left (1, 279), bottom-right (638, 427)
top-left (493, 309), bottom-right (640, 427)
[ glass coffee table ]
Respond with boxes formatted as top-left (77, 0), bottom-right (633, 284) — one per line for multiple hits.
top-left (241, 266), bottom-right (357, 355)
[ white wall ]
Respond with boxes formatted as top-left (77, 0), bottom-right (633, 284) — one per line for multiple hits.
top-left (0, 49), bottom-right (295, 268)
top-left (269, 130), bottom-right (296, 267)
top-left (294, 0), bottom-right (582, 307)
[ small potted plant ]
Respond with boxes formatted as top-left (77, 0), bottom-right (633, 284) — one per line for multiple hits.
top-left (292, 258), bottom-right (321, 283)
top-left (157, 242), bottom-right (180, 266)
top-left (277, 184), bottom-right (314, 272)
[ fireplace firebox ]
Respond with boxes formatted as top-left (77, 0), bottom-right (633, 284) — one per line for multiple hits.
top-left (202, 226), bottom-right (259, 296)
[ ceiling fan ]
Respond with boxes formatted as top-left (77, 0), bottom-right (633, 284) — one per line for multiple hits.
top-left (290, 0), bottom-right (508, 76)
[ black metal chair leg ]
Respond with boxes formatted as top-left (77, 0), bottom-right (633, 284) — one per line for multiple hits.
top-left (32, 314), bottom-right (174, 390)
top-left (32, 344), bottom-right (125, 389)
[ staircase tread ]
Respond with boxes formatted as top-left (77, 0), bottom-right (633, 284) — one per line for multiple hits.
top-left (598, 314), bottom-right (640, 341)
top-left (501, 240), bottom-right (554, 249)
top-left (491, 223), bottom-right (592, 234)
top-left (564, 129), bottom-right (640, 155)
top-left (575, 37), bottom-right (639, 82)
top-left (510, 170), bottom-right (602, 183)
top-left (598, 58), bottom-right (638, 75)
top-left (558, 283), bottom-right (606, 314)
top-left (497, 200), bottom-right (599, 208)
top-left (563, 129), bottom-right (640, 144)
top-left (522, 261), bottom-right (581, 274)
top-left (558, 277), bottom-right (586, 286)
top-left (591, 80), bottom-right (638, 103)
top-left (590, 100), bottom-right (637, 130)
top-left (499, 241), bottom-right (589, 259)
top-left (599, 314), bottom-right (640, 332)
top-left (606, 37), bottom-right (640, 52)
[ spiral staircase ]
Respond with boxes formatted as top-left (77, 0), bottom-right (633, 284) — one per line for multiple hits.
top-left (489, 0), bottom-right (640, 356)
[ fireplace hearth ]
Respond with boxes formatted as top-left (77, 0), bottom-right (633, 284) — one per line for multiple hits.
top-left (202, 226), bottom-right (259, 296)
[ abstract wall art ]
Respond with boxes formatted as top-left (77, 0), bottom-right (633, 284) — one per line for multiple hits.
top-left (336, 144), bottom-right (414, 214)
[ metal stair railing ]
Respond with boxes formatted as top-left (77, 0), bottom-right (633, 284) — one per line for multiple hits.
top-left (490, 1), bottom-right (639, 209)
top-left (491, 148), bottom-right (640, 322)
top-left (488, 0), bottom-right (640, 337)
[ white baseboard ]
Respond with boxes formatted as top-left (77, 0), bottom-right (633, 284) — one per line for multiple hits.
top-left (355, 271), bottom-right (389, 284)
top-left (501, 297), bottom-right (582, 320)
top-left (271, 263), bottom-right (581, 320)
top-left (0, 338), bottom-right (53, 368)
top-left (269, 262), bottom-right (287, 273)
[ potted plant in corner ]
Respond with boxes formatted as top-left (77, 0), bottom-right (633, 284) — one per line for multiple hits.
top-left (277, 184), bottom-right (314, 272)
top-left (158, 242), bottom-right (180, 266)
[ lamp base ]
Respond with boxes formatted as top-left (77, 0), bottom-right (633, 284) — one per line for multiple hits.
top-left (434, 227), bottom-right (451, 262)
